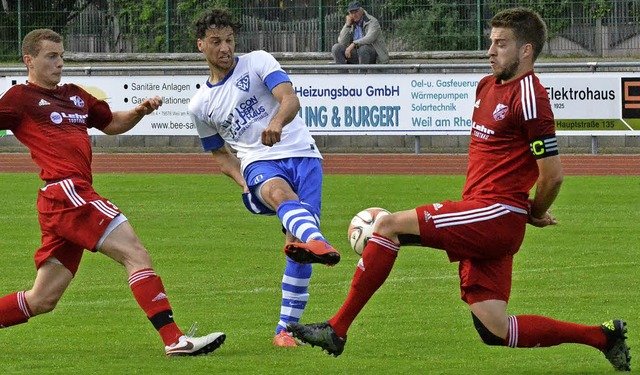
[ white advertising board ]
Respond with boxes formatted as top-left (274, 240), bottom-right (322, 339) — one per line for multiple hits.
top-left (2, 71), bottom-right (640, 136)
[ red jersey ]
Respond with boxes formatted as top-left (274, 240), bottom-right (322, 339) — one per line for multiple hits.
top-left (463, 71), bottom-right (557, 209)
top-left (0, 83), bottom-right (112, 183)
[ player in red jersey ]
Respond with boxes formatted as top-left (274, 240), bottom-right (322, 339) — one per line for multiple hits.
top-left (0, 29), bottom-right (225, 357)
top-left (288, 8), bottom-right (631, 371)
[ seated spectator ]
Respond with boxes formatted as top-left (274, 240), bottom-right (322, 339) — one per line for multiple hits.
top-left (332, 1), bottom-right (389, 65)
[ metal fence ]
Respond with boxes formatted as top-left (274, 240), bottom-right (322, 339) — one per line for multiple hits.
top-left (2, 0), bottom-right (640, 61)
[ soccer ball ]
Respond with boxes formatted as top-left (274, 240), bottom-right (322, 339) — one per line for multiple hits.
top-left (347, 207), bottom-right (391, 255)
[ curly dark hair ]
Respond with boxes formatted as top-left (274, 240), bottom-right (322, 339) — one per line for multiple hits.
top-left (193, 8), bottom-right (242, 40)
top-left (489, 8), bottom-right (547, 61)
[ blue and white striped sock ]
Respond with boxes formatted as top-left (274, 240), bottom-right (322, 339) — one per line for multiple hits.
top-left (276, 258), bottom-right (312, 334)
top-left (276, 200), bottom-right (326, 243)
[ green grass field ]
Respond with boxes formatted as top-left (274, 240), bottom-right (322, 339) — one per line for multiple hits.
top-left (0, 173), bottom-right (637, 374)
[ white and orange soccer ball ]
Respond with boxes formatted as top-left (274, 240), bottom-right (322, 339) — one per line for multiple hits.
top-left (347, 207), bottom-right (391, 255)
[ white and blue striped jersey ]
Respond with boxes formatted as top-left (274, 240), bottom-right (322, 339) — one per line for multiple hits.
top-left (189, 50), bottom-right (321, 172)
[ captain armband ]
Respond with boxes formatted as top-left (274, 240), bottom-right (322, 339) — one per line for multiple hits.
top-left (529, 134), bottom-right (559, 159)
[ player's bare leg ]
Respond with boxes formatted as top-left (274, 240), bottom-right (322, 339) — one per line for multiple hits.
top-left (99, 219), bottom-right (225, 356)
top-left (0, 260), bottom-right (71, 328)
top-left (24, 261), bottom-right (73, 315)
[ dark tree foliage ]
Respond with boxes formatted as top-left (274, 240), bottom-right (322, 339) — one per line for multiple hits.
top-left (0, 0), bottom-right (99, 59)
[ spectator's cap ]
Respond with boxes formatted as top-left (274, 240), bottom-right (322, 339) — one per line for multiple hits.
top-left (347, 1), bottom-right (362, 12)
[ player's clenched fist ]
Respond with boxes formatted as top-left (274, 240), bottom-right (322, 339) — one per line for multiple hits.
top-left (135, 96), bottom-right (163, 115)
top-left (262, 123), bottom-right (283, 146)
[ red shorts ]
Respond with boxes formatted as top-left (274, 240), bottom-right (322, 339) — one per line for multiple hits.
top-left (35, 178), bottom-right (121, 276)
top-left (416, 200), bottom-right (527, 304)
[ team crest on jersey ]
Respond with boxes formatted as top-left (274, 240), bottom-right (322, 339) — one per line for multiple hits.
top-left (70, 95), bottom-right (85, 108)
top-left (235, 73), bottom-right (250, 92)
top-left (492, 103), bottom-right (508, 121)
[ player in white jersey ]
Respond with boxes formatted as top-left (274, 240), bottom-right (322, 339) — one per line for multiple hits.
top-left (189, 8), bottom-right (341, 347)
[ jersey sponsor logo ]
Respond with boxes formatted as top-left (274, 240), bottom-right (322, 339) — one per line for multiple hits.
top-left (215, 93), bottom-right (268, 141)
top-left (474, 99), bottom-right (481, 108)
top-left (219, 111), bottom-right (249, 141)
top-left (50, 111), bottom-right (89, 125)
top-left (492, 103), bottom-right (508, 121)
top-left (38, 99), bottom-right (50, 106)
top-left (235, 73), bottom-right (250, 92)
top-left (471, 122), bottom-right (495, 140)
top-left (218, 95), bottom-right (268, 141)
top-left (69, 95), bottom-right (85, 108)
top-left (235, 95), bottom-right (267, 125)
top-left (423, 210), bottom-right (432, 223)
top-left (50, 112), bottom-right (63, 124)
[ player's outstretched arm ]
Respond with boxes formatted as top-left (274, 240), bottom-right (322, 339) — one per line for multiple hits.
top-left (102, 96), bottom-right (163, 135)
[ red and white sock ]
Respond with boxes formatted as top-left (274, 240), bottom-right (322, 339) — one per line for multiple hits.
top-left (329, 233), bottom-right (399, 338)
top-left (506, 315), bottom-right (607, 349)
top-left (0, 291), bottom-right (32, 328)
top-left (129, 268), bottom-right (183, 346)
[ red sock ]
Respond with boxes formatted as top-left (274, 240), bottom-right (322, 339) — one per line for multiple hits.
top-left (0, 291), bottom-right (32, 328)
top-left (329, 233), bottom-right (398, 338)
top-left (506, 315), bottom-right (607, 349)
top-left (129, 268), bottom-right (183, 346)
